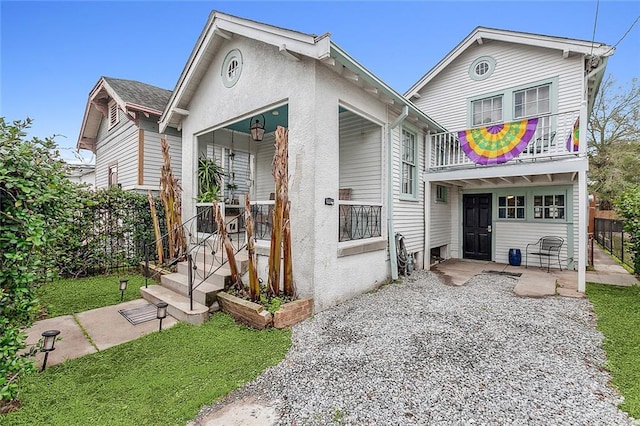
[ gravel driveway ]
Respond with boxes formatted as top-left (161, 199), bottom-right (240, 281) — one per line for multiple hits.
top-left (194, 271), bottom-right (636, 425)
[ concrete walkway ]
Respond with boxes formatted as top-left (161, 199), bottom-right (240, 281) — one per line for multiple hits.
top-left (432, 242), bottom-right (638, 298)
top-left (25, 298), bottom-right (178, 369)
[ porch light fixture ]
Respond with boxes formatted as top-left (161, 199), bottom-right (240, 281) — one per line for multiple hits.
top-left (119, 279), bottom-right (128, 302)
top-left (40, 329), bottom-right (60, 372)
top-left (156, 302), bottom-right (168, 331)
top-left (250, 114), bottom-right (266, 141)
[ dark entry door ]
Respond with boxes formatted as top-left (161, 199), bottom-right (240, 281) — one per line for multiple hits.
top-left (463, 194), bottom-right (492, 260)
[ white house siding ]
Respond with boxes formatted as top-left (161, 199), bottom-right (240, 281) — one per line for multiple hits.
top-left (430, 183), bottom-right (452, 248)
top-left (338, 111), bottom-right (382, 202)
top-left (413, 40), bottom-right (584, 131)
top-left (142, 130), bottom-right (182, 188)
top-left (95, 108), bottom-right (138, 189)
top-left (392, 121), bottom-right (426, 256)
top-left (494, 222), bottom-right (570, 267)
top-left (254, 133), bottom-right (275, 201)
top-left (180, 35), bottom-right (392, 311)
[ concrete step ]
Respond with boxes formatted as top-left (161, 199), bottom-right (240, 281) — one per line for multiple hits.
top-left (160, 272), bottom-right (224, 306)
top-left (140, 285), bottom-right (209, 325)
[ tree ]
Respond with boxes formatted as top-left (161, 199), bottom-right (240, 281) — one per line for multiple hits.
top-left (615, 185), bottom-right (640, 274)
top-left (588, 76), bottom-right (640, 210)
top-left (0, 118), bottom-right (79, 408)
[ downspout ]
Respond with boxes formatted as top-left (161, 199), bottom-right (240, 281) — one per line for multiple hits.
top-left (388, 105), bottom-right (409, 280)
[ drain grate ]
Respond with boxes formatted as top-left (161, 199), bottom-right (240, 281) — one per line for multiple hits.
top-left (119, 303), bottom-right (158, 325)
top-left (482, 270), bottom-right (523, 277)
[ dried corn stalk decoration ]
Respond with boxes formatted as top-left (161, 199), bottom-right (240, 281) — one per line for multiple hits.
top-left (244, 195), bottom-right (260, 301)
top-left (148, 191), bottom-right (164, 264)
top-left (160, 137), bottom-right (186, 260)
top-left (267, 126), bottom-right (294, 297)
top-left (214, 201), bottom-right (243, 290)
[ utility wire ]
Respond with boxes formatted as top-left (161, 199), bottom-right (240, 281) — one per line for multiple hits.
top-left (589, 0), bottom-right (600, 57)
top-left (603, 14), bottom-right (640, 56)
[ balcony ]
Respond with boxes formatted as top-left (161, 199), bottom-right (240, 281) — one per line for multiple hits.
top-left (428, 110), bottom-right (580, 171)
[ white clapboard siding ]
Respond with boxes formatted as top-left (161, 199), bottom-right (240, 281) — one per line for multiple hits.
top-left (413, 41), bottom-right (584, 131)
top-left (255, 134), bottom-right (276, 201)
top-left (95, 109), bottom-right (138, 189)
top-left (494, 221), bottom-right (570, 268)
top-left (338, 111), bottom-right (382, 202)
top-left (143, 132), bottom-right (182, 187)
top-left (430, 184), bottom-right (452, 248)
top-left (392, 120), bottom-right (425, 255)
top-left (449, 189), bottom-right (460, 258)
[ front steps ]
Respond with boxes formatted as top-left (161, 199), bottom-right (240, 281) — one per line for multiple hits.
top-left (141, 249), bottom-right (248, 325)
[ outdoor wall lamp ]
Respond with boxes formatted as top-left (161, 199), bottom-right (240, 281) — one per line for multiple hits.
top-left (119, 279), bottom-right (129, 302)
top-left (250, 114), bottom-right (266, 141)
top-left (156, 302), bottom-right (168, 331)
top-left (40, 329), bottom-right (60, 372)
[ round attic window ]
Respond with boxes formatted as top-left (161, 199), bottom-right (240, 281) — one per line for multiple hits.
top-left (221, 49), bottom-right (243, 88)
top-left (469, 56), bottom-right (496, 81)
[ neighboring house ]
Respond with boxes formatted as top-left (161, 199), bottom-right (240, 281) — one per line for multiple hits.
top-left (159, 11), bottom-right (442, 311)
top-left (405, 27), bottom-right (612, 292)
top-left (76, 77), bottom-right (182, 192)
top-left (65, 162), bottom-right (95, 187)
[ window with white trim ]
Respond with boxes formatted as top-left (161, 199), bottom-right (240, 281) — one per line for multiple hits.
top-left (108, 101), bottom-right (119, 129)
top-left (401, 129), bottom-right (416, 197)
top-left (498, 195), bottom-right (525, 219)
top-left (514, 84), bottom-right (550, 118)
top-left (436, 185), bottom-right (447, 203)
top-left (108, 163), bottom-right (118, 187)
top-left (533, 194), bottom-right (565, 219)
top-left (472, 95), bottom-right (503, 126)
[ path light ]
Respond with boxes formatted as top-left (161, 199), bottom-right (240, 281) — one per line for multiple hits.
top-left (40, 330), bottom-right (60, 372)
top-left (250, 114), bottom-right (266, 142)
top-left (119, 278), bottom-right (128, 302)
top-left (156, 302), bottom-right (168, 331)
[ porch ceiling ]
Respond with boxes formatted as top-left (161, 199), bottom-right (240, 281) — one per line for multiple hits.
top-left (226, 104), bottom-right (288, 135)
top-left (425, 156), bottom-right (588, 187)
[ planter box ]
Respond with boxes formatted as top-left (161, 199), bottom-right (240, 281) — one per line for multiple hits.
top-left (217, 292), bottom-right (272, 330)
top-left (217, 292), bottom-right (313, 330)
top-left (273, 298), bottom-right (313, 329)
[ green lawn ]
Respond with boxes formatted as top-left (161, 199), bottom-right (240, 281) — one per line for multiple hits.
top-left (3, 313), bottom-right (291, 425)
top-left (35, 273), bottom-right (145, 317)
top-left (586, 283), bottom-right (640, 419)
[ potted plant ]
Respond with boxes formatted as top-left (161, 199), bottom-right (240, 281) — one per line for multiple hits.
top-left (197, 156), bottom-right (224, 202)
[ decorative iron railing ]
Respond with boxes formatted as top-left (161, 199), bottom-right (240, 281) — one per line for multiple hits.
top-left (250, 201), bottom-right (274, 241)
top-left (594, 218), bottom-right (637, 273)
top-left (338, 202), bottom-right (383, 242)
top-left (429, 110), bottom-right (580, 170)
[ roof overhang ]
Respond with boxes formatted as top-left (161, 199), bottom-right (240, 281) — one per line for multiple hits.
top-left (405, 26), bottom-right (615, 99)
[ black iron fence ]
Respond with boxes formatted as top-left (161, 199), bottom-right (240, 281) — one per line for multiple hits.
top-left (339, 203), bottom-right (382, 242)
top-left (594, 217), bottom-right (637, 273)
top-left (250, 203), bottom-right (273, 240)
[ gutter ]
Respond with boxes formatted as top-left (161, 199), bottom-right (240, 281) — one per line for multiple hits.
top-left (388, 105), bottom-right (409, 280)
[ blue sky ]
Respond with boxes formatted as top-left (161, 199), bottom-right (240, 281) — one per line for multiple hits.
top-left (1, 1), bottom-right (639, 163)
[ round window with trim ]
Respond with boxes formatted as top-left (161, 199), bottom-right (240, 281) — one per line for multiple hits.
top-left (469, 56), bottom-right (496, 81)
top-left (221, 49), bottom-right (243, 88)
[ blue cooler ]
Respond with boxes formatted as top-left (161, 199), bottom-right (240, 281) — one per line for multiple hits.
top-left (508, 248), bottom-right (522, 266)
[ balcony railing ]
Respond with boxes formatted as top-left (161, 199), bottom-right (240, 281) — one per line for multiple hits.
top-left (429, 110), bottom-right (580, 170)
top-left (339, 202), bottom-right (383, 242)
top-left (249, 201), bottom-right (274, 241)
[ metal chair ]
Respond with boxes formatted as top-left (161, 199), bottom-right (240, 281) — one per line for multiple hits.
top-left (525, 236), bottom-right (564, 272)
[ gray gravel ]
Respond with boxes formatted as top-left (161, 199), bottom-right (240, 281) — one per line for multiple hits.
top-left (195, 271), bottom-right (636, 425)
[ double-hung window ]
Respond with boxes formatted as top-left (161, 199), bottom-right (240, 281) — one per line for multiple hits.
top-left (472, 95), bottom-right (503, 126)
top-left (401, 129), bottom-right (416, 197)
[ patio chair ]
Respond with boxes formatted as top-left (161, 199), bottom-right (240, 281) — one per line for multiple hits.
top-left (525, 236), bottom-right (564, 272)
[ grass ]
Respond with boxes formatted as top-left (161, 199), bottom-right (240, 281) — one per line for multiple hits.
top-left (586, 283), bottom-right (640, 419)
top-left (35, 273), bottom-right (145, 317)
top-left (3, 313), bottom-right (291, 425)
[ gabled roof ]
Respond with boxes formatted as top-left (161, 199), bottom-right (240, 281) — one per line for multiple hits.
top-left (160, 11), bottom-right (442, 133)
top-left (405, 26), bottom-right (615, 99)
top-left (77, 77), bottom-right (171, 152)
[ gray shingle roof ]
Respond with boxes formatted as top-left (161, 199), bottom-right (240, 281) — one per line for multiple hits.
top-left (103, 77), bottom-right (171, 113)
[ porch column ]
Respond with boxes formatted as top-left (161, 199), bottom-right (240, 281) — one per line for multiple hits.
top-left (424, 181), bottom-right (431, 270)
top-left (578, 168), bottom-right (587, 292)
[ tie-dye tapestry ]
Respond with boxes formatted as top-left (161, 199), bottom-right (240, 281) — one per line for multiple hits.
top-left (457, 118), bottom-right (539, 165)
top-left (566, 118), bottom-right (579, 152)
